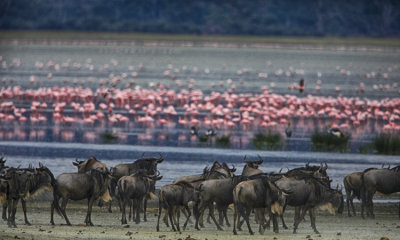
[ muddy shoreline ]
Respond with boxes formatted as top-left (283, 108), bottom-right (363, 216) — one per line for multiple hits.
top-left (0, 200), bottom-right (398, 240)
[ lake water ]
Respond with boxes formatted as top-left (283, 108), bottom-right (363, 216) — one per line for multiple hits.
top-left (0, 40), bottom-right (399, 193)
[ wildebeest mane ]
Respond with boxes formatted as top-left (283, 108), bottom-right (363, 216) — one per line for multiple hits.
top-left (363, 167), bottom-right (377, 173)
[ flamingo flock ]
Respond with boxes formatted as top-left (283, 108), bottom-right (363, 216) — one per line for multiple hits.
top-left (0, 41), bottom-right (400, 147)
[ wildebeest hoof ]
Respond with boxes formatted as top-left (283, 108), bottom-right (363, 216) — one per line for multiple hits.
top-left (233, 230), bottom-right (237, 235)
top-left (249, 231), bottom-right (254, 235)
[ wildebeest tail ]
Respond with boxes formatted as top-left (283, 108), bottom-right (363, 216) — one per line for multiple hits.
top-left (119, 179), bottom-right (131, 206)
top-left (233, 187), bottom-right (247, 220)
top-left (45, 168), bottom-right (62, 216)
top-left (360, 173), bottom-right (366, 207)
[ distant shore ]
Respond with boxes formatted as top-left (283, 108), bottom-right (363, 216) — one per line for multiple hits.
top-left (1, 30), bottom-right (400, 50)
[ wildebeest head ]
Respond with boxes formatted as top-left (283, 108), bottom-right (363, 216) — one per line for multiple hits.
top-left (4, 168), bottom-right (34, 199)
top-left (73, 157), bottom-right (108, 173)
top-left (202, 161), bottom-right (236, 179)
top-left (315, 181), bottom-right (344, 215)
top-left (243, 155), bottom-right (263, 169)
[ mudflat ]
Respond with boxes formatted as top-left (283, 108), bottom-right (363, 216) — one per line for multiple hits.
top-left (0, 200), bottom-right (398, 240)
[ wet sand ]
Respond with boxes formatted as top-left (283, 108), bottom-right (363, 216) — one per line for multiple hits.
top-left (0, 200), bottom-right (398, 240)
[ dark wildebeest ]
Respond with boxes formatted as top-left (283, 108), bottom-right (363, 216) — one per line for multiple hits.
top-left (110, 154), bottom-right (164, 217)
top-left (156, 181), bottom-right (200, 233)
top-left (50, 169), bottom-right (112, 226)
top-left (241, 155), bottom-right (263, 177)
top-left (118, 170), bottom-right (162, 224)
top-left (0, 168), bottom-right (35, 227)
top-left (171, 161), bottom-right (236, 227)
top-left (275, 175), bottom-right (343, 234)
top-left (233, 176), bottom-right (286, 235)
top-left (73, 156), bottom-right (108, 173)
top-left (194, 175), bottom-right (247, 231)
top-left (17, 163), bottom-right (59, 225)
top-left (360, 165), bottom-right (400, 218)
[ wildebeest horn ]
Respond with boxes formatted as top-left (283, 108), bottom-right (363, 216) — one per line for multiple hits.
top-left (141, 153), bottom-right (145, 158)
top-left (306, 161), bottom-right (310, 167)
top-left (243, 155), bottom-right (247, 162)
top-left (336, 184), bottom-right (339, 190)
top-left (324, 162), bottom-right (328, 169)
top-left (39, 162), bottom-right (43, 168)
top-left (231, 164), bottom-right (236, 172)
top-left (279, 168), bottom-right (283, 173)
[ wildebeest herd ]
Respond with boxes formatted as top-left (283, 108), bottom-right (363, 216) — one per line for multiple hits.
top-left (0, 154), bottom-right (398, 235)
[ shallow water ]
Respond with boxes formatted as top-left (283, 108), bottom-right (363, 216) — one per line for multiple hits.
top-left (0, 41), bottom-right (399, 194)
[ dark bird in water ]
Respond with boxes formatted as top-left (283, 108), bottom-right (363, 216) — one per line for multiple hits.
top-left (328, 126), bottom-right (344, 138)
top-left (299, 78), bottom-right (305, 93)
top-left (190, 126), bottom-right (199, 136)
top-left (285, 122), bottom-right (292, 138)
top-left (205, 128), bottom-right (217, 137)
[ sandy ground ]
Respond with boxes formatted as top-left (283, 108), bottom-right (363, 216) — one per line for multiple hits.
top-left (0, 200), bottom-right (399, 240)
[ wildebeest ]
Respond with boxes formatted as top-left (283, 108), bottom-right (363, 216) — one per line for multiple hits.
top-left (156, 181), bottom-right (199, 233)
top-left (172, 161), bottom-right (236, 228)
top-left (73, 156), bottom-right (108, 173)
top-left (118, 170), bottom-right (162, 224)
top-left (17, 163), bottom-right (59, 225)
top-left (0, 168), bottom-right (35, 227)
top-left (110, 154), bottom-right (164, 179)
top-left (275, 175), bottom-right (343, 234)
top-left (360, 165), bottom-right (400, 218)
top-left (343, 171), bottom-right (364, 216)
top-left (241, 155), bottom-right (263, 177)
top-left (50, 169), bottom-right (112, 226)
top-left (233, 176), bottom-right (286, 235)
top-left (194, 175), bottom-right (247, 230)
top-left (109, 154), bottom-right (164, 217)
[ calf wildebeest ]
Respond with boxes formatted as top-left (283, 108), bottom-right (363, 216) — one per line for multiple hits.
top-left (241, 155), bottom-right (263, 177)
top-left (360, 165), bottom-right (400, 218)
top-left (156, 181), bottom-right (199, 233)
top-left (118, 170), bottom-right (162, 224)
top-left (194, 175), bottom-right (247, 230)
top-left (233, 176), bottom-right (286, 235)
top-left (50, 169), bottom-right (112, 226)
top-left (73, 156), bottom-right (108, 173)
top-left (275, 175), bottom-right (343, 234)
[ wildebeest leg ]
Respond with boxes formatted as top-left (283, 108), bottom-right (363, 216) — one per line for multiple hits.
top-left (243, 207), bottom-right (254, 235)
top-left (350, 194), bottom-right (356, 216)
top-left (60, 198), bottom-right (71, 225)
top-left (309, 208), bottom-right (319, 234)
top-left (120, 196), bottom-right (127, 224)
top-left (293, 205), bottom-right (308, 234)
top-left (208, 203), bottom-right (223, 230)
top-left (168, 206), bottom-right (177, 232)
top-left (2, 203), bottom-right (7, 220)
top-left (162, 209), bottom-right (169, 227)
top-left (135, 198), bottom-right (141, 224)
top-left (143, 198), bottom-right (148, 222)
top-left (222, 207), bottom-right (230, 227)
top-left (255, 208), bottom-right (266, 234)
top-left (233, 205), bottom-right (238, 235)
top-left (7, 199), bottom-right (17, 228)
top-left (175, 206), bottom-right (182, 233)
top-left (156, 200), bottom-right (162, 231)
top-left (367, 191), bottom-right (375, 218)
top-left (85, 197), bottom-right (95, 226)
top-left (21, 199), bottom-right (31, 225)
top-left (346, 190), bottom-right (351, 216)
top-left (183, 206), bottom-right (191, 230)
